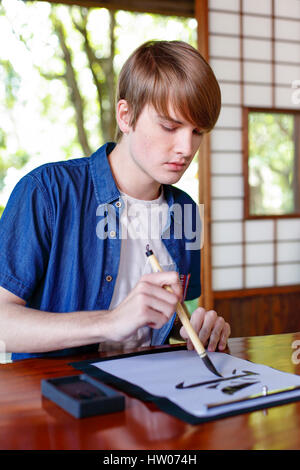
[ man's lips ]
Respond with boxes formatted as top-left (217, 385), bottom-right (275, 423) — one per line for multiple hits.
top-left (165, 162), bottom-right (186, 171)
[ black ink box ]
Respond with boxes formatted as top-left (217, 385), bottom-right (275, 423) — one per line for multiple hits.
top-left (41, 374), bottom-right (125, 418)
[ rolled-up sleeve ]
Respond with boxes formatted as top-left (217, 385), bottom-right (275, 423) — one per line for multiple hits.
top-left (0, 174), bottom-right (52, 300)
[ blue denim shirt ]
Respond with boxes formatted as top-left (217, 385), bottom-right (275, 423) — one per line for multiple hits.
top-left (0, 143), bottom-right (201, 360)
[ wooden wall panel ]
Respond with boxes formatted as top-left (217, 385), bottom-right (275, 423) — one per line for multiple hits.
top-left (209, 0), bottom-right (300, 337)
top-left (196, 0), bottom-right (214, 309)
top-left (209, 0), bottom-right (300, 294)
top-left (215, 292), bottom-right (300, 337)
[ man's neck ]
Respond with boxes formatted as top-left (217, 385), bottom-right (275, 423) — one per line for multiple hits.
top-left (108, 140), bottom-right (161, 201)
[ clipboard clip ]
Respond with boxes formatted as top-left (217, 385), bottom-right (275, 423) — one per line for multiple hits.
top-left (205, 384), bottom-right (300, 410)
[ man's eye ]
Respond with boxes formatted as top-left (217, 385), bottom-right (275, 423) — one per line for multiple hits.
top-left (194, 129), bottom-right (203, 136)
top-left (161, 125), bottom-right (176, 132)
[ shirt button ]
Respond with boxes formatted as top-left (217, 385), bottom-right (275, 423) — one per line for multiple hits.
top-left (110, 230), bottom-right (116, 238)
top-left (116, 201), bottom-right (122, 208)
top-left (106, 275), bottom-right (113, 282)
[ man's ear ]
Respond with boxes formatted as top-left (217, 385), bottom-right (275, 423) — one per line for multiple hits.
top-left (116, 100), bottom-right (131, 135)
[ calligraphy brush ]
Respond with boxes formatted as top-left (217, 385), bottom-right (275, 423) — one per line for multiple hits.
top-left (145, 245), bottom-right (222, 378)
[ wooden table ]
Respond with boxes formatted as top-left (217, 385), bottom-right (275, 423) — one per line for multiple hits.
top-left (1, 332), bottom-right (300, 450)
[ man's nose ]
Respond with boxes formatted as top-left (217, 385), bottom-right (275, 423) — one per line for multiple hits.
top-left (173, 130), bottom-right (193, 158)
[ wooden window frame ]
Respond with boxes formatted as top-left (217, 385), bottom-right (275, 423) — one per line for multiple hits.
top-left (243, 106), bottom-right (300, 220)
top-left (30, 0), bottom-right (195, 17)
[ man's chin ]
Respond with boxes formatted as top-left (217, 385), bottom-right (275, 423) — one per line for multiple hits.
top-left (158, 172), bottom-right (183, 185)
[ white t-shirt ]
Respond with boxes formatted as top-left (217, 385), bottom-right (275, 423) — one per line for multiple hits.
top-left (99, 188), bottom-right (176, 352)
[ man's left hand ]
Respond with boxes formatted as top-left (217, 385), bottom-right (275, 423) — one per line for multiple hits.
top-left (180, 307), bottom-right (231, 352)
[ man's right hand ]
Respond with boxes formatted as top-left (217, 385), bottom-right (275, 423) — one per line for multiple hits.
top-left (105, 271), bottom-right (182, 342)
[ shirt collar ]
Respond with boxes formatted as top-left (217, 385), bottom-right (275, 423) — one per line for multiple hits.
top-left (90, 142), bottom-right (120, 206)
top-left (90, 142), bottom-right (175, 209)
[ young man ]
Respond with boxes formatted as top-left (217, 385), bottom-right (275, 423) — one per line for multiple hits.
top-left (0, 40), bottom-right (230, 360)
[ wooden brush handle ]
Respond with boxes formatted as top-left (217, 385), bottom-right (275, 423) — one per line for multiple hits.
top-left (148, 253), bottom-right (206, 357)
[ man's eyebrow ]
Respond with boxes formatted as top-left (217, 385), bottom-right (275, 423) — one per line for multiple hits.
top-left (157, 115), bottom-right (183, 125)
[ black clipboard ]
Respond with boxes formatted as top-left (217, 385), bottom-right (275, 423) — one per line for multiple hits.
top-left (70, 346), bottom-right (300, 425)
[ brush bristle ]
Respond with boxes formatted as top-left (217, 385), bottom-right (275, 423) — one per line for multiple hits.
top-left (202, 354), bottom-right (222, 377)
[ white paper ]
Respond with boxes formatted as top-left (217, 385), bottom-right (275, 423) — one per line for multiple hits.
top-left (92, 350), bottom-right (300, 418)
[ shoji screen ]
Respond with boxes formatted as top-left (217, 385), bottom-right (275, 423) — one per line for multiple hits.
top-left (208, 0), bottom-right (300, 292)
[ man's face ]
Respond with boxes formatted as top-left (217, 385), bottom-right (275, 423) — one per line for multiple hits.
top-left (126, 104), bottom-right (204, 185)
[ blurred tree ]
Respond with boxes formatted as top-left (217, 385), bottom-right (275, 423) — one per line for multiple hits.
top-left (36, 5), bottom-right (196, 157)
top-left (0, 59), bottom-right (30, 190)
top-left (0, 0), bottom-right (198, 213)
top-left (37, 5), bottom-right (116, 156)
top-left (71, 7), bottom-right (116, 143)
top-left (50, 9), bottom-right (92, 156)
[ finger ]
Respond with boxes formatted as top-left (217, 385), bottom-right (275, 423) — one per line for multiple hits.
top-left (136, 281), bottom-right (179, 307)
top-left (124, 279), bottom-right (179, 312)
top-left (197, 309), bottom-right (217, 347)
top-left (141, 271), bottom-right (180, 287)
top-left (141, 271), bottom-right (182, 301)
top-left (178, 333), bottom-right (194, 350)
top-left (218, 322), bottom-right (231, 351)
top-left (207, 316), bottom-right (225, 352)
top-left (180, 307), bottom-right (206, 348)
top-left (145, 308), bottom-right (171, 330)
top-left (180, 330), bottom-right (195, 350)
top-left (141, 292), bottom-right (177, 320)
top-left (189, 307), bottom-right (206, 332)
top-left (168, 278), bottom-right (183, 303)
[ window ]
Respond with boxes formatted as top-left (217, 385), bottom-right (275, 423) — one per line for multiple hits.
top-left (244, 108), bottom-right (300, 218)
top-left (0, 0), bottom-right (198, 214)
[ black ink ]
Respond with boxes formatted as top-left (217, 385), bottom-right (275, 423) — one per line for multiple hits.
top-left (221, 381), bottom-right (259, 395)
top-left (77, 391), bottom-right (97, 399)
top-left (201, 354), bottom-right (223, 377)
top-left (232, 369), bottom-right (237, 375)
top-left (176, 371), bottom-right (259, 390)
top-left (207, 384), bottom-right (219, 389)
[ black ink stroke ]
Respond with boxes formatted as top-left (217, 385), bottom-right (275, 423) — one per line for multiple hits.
top-left (176, 371), bottom-right (259, 390)
top-left (221, 381), bottom-right (260, 395)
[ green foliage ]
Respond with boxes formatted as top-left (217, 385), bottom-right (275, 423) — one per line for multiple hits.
top-left (0, 205), bottom-right (4, 218)
top-left (0, 128), bottom-right (6, 149)
top-left (8, 149), bottom-right (30, 169)
top-left (0, 160), bottom-right (7, 191)
top-left (0, 0), bottom-right (197, 206)
top-left (248, 112), bottom-right (296, 215)
top-left (0, 59), bottom-right (21, 109)
top-left (0, 150), bottom-right (30, 191)
top-left (40, 93), bottom-right (53, 117)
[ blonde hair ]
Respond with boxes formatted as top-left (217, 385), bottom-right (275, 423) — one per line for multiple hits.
top-left (115, 40), bottom-right (221, 141)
